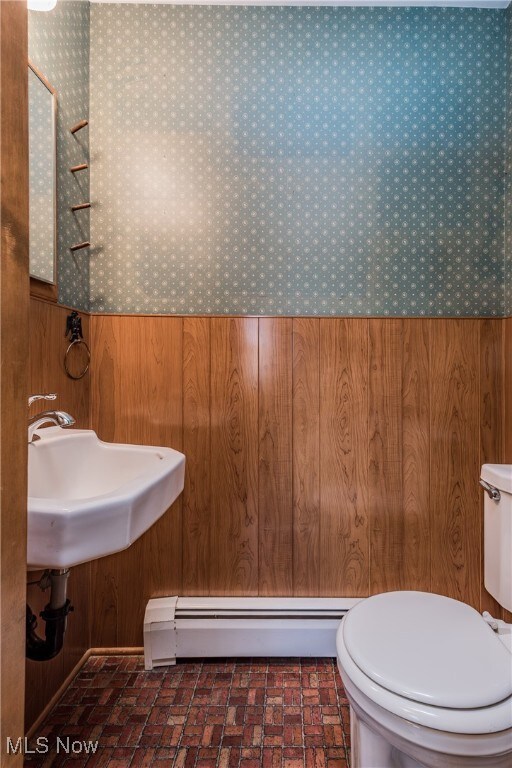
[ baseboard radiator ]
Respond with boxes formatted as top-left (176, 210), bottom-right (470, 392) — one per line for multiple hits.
top-left (143, 596), bottom-right (361, 670)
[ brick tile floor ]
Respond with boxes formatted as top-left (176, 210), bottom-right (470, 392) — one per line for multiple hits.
top-left (24, 657), bottom-right (351, 768)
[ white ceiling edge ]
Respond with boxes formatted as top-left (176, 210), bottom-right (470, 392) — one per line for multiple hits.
top-left (88, 0), bottom-right (512, 8)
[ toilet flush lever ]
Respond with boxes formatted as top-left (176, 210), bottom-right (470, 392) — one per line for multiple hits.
top-left (482, 611), bottom-right (499, 632)
top-left (479, 479), bottom-right (501, 502)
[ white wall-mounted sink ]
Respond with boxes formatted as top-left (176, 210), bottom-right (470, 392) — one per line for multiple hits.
top-left (27, 427), bottom-right (185, 569)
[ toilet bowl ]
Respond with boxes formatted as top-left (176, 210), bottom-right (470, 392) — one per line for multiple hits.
top-left (336, 591), bottom-right (512, 768)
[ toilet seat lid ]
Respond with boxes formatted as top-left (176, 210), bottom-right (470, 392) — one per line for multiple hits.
top-left (343, 591), bottom-right (512, 709)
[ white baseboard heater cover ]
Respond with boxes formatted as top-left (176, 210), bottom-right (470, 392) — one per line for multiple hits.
top-left (143, 596), bottom-right (361, 670)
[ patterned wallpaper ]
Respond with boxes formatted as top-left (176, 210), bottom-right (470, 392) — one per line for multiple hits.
top-left (30, 5), bottom-right (508, 316)
top-left (506, 2), bottom-right (512, 316)
top-left (29, 1), bottom-right (90, 310)
top-left (89, 5), bottom-right (506, 316)
top-left (29, 67), bottom-right (55, 284)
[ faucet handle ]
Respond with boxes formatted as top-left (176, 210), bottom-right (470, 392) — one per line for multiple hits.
top-left (28, 393), bottom-right (57, 408)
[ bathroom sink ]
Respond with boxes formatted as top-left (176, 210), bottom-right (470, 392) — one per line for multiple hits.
top-left (27, 427), bottom-right (185, 569)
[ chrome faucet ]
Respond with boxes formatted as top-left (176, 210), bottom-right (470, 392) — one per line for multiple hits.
top-left (28, 393), bottom-right (57, 408)
top-left (28, 411), bottom-right (76, 442)
top-left (28, 394), bottom-right (75, 442)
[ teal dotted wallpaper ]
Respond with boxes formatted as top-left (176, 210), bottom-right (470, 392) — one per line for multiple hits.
top-left (29, 1), bottom-right (90, 310)
top-left (28, 66), bottom-right (56, 284)
top-left (506, 1), bottom-right (512, 316)
top-left (30, 5), bottom-right (508, 316)
top-left (89, 5), bottom-right (506, 316)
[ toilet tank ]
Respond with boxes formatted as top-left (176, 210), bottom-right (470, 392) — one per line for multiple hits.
top-left (481, 464), bottom-right (512, 613)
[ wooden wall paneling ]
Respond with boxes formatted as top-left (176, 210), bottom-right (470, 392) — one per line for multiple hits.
top-left (29, 299), bottom-right (90, 428)
top-left (25, 654), bottom-right (62, 735)
top-left (89, 316), bottom-right (183, 646)
top-left (401, 320), bottom-right (431, 592)
top-left (1, 1), bottom-right (29, 751)
top-left (368, 320), bottom-right (430, 594)
top-left (25, 563), bottom-right (91, 731)
top-left (90, 315), bottom-right (116, 442)
top-left (89, 560), bottom-right (118, 649)
top-left (91, 316), bottom-right (182, 445)
top-left (479, 319), bottom-right (505, 616)
top-left (292, 319), bottom-right (320, 596)
top-left (82, 316), bottom-right (506, 650)
top-left (258, 318), bottom-right (293, 596)
top-left (139, 317), bottom-right (183, 609)
top-left (430, 320), bottom-right (480, 609)
top-left (55, 564), bottom-right (91, 671)
top-left (501, 317), bottom-right (512, 623)
top-left (182, 317), bottom-right (211, 595)
top-left (319, 319), bottom-right (369, 597)
top-left (103, 316), bottom-right (147, 643)
top-left (209, 318), bottom-right (259, 594)
top-left (368, 320), bottom-right (404, 593)
top-left (89, 316), bottom-right (119, 646)
top-left (480, 320), bottom-right (503, 465)
top-left (505, 317), bottom-right (512, 464)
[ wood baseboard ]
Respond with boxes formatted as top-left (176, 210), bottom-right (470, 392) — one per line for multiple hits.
top-left (25, 647), bottom-right (144, 738)
top-left (26, 650), bottom-right (92, 738)
top-left (89, 647), bottom-right (144, 656)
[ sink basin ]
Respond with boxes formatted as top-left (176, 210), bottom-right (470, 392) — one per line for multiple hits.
top-left (27, 426), bottom-right (185, 569)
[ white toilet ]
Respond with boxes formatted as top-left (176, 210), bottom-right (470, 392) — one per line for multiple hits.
top-left (336, 464), bottom-right (512, 768)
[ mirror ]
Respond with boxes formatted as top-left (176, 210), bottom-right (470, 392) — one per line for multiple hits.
top-left (28, 62), bottom-right (57, 286)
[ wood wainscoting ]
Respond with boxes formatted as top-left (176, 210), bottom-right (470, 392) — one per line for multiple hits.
top-left (504, 316), bottom-right (512, 624)
top-left (24, 311), bottom-right (509, 729)
top-left (26, 298), bottom-right (92, 730)
top-left (88, 316), bottom-right (508, 647)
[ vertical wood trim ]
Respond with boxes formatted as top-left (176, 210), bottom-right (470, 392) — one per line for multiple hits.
top-left (142, 317), bottom-right (183, 607)
top-left (183, 317), bottom-right (211, 595)
top-left (480, 320), bottom-right (503, 465)
top-left (430, 320), bottom-right (480, 608)
top-left (479, 319), bottom-right (504, 615)
top-left (292, 319), bottom-right (321, 596)
top-left (402, 320), bottom-right (431, 592)
top-left (505, 317), bottom-right (512, 464)
top-left (210, 318), bottom-right (259, 594)
top-left (258, 318), bottom-right (293, 595)
top-left (319, 319), bottom-right (369, 597)
top-left (1, 1), bottom-right (29, 755)
top-left (89, 317), bottom-right (119, 646)
top-left (90, 315), bottom-right (117, 443)
top-left (368, 320), bottom-right (404, 593)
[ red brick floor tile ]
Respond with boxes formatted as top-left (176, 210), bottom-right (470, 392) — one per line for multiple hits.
top-left (226, 748), bottom-right (242, 768)
top-left (130, 748), bottom-right (157, 767)
top-left (153, 746), bottom-right (177, 762)
top-left (261, 747), bottom-right (283, 768)
top-left (79, 749), bottom-right (113, 768)
top-left (25, 658), bottom-right (351, 767)
top-left (283, 758), bottom-right (304, 768)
